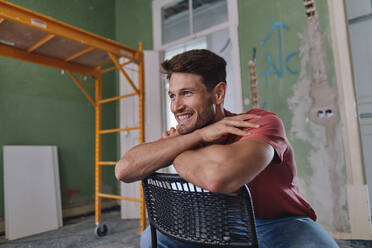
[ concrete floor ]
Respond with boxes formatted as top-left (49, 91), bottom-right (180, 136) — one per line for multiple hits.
top-left (0, 210), bottom-right (371, 248)
top-left (0, 210), bottom-right (140, 248)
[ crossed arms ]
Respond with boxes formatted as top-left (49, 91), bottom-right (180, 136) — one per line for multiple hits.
top-left (115, 113), bottom-right (275, 193)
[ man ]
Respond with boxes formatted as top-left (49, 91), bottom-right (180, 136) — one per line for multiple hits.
top-left (115, 49), bottom-right (339, 247)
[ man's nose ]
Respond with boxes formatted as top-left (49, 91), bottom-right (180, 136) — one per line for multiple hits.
top-left (171, 97), bottom-right (185, 113)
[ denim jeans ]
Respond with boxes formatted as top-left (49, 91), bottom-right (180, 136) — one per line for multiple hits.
top-left (140, 216), bottom-right (339, 248)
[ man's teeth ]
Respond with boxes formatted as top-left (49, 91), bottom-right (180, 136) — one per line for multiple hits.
top-left (178, 114), bottom-right (192, 120)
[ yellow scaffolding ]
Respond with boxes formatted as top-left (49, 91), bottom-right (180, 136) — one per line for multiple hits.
top-left (0, 0), bottom-right (146, 235)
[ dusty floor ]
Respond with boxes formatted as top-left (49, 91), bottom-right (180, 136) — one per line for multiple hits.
top-left (0, 210), bottom-right (371, 248)
top-left (0, 210), bottom-right (140, 248)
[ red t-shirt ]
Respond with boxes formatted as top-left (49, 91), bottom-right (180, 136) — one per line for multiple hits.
top-left (224, 108), bottom-right (317, 221)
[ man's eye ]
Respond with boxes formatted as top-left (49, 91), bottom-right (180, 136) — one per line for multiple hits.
top-left (184, 91), bottom-right (192, 96)
top-left (169, 94), bottom-right (175, 100)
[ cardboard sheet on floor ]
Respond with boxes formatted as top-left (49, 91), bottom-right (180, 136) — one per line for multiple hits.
top-left (3, 146), bottom-right (62, 240)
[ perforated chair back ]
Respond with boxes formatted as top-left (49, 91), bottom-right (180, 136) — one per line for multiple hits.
top-left (142, 173), bottom-right (259, 248)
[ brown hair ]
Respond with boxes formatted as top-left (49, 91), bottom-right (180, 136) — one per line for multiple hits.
top-left (161, 49), bottom-right (227, 91)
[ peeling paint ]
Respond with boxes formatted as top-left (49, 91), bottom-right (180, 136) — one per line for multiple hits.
top-left (288, 4), bottom-right (348, 232)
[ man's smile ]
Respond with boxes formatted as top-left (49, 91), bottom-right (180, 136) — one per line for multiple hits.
top-left (176, 112), bottom-right (194, 124)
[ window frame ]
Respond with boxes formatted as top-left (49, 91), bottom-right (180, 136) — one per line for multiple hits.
top-left (152, 0), bottom-right (243, 114)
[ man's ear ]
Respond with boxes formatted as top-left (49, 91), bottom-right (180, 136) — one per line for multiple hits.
top-left (213, 82), bottom-right (226, 105)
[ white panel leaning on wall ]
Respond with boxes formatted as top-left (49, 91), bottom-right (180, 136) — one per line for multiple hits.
top-left (3, 145), bottom-right (62, 240)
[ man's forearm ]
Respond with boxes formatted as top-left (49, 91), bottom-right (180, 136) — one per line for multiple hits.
top-left (173, 145), bottom-right (233, 192)
top-left (174, 139), bottom-right (274, 193)
top-left (115, 130), bottom-right (203, 183)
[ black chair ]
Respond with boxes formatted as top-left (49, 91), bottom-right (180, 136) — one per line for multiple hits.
top-left (142, 172), bottom-right (259, 248)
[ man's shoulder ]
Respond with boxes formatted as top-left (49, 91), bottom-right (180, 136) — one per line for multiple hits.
top-left (239, 109), bottom-right (285, 133)
top-left (227, 108), bottom-right (280, 122)
top-left (226, 108), bottom-right (277, 115)
top-left (245, 108), bottom-right (277, 117)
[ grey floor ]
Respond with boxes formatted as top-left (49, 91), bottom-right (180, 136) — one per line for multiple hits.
top-left (0, 210), bottom-right (140, 248)
top-left (1, 210), bottom-right (372, 248)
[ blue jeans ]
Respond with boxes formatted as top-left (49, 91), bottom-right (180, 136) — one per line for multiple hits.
top-left (140, 216), bottom-right (339, 248)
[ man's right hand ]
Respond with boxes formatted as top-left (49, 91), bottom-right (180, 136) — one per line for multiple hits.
top-left (116, 123), bottom-right (203, 183)
top-left (197, 113), bottom-right (261, 144)
top-left (162, 127), bottom-right (179, 139)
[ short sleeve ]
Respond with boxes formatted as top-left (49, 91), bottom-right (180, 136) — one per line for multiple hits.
top-left (240, 114), bottom-right (288, 163)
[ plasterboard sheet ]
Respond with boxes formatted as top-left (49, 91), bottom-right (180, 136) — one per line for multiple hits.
top-left (3, 146), bottom-right (62, 240)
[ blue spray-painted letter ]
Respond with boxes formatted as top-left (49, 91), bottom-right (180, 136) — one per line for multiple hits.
top-left (260, 21), bottom-right (299, 79)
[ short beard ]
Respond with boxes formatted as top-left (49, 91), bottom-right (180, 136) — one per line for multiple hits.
top-left (178, 103), bottom-right (215, 135)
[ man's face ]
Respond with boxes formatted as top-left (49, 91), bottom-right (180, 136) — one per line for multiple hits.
top-left (168, 72), bottom-right (216, 135)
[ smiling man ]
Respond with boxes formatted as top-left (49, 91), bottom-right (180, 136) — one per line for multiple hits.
top-left (115, 49), bottom-right (339, 248)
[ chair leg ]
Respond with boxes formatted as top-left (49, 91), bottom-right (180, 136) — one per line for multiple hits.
top-left (150, 225), bottom-right (157, 248)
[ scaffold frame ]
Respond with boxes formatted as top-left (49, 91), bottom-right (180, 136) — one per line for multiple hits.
top-left (0, 0), bottom-right (146, 235)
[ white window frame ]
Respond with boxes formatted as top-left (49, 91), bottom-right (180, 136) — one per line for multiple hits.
top-left (152, 0), bottom-right (243, 114)
top-left (327, 0), bottom-right (372, 239)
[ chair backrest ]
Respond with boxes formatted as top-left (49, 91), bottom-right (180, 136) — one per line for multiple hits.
top-left (142, 172), bottom-right (259, 248)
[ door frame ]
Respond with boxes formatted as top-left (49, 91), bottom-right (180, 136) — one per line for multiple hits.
top-left (327, 0), bottom-right (372, 239)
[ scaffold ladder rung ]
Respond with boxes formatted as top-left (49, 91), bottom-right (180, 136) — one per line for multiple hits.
top-left (98, 161), bottom-right (116, 165)
top-left (99, 126), bottom-right (140, 134)
top-left (97, 192), bottom-right (141, 202)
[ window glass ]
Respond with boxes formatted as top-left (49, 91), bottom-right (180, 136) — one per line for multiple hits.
top-left (192, 0), bottom-right (228, 33)
top-left (162, 0), bottom-right (190, 44)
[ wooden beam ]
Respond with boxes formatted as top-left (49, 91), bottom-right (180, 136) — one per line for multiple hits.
top-left (27, 34), bottom-right (55, 52)
top-left (0, 1), bottom-right (139, 61)
top-left (0, 43), bottom-right (100, 77)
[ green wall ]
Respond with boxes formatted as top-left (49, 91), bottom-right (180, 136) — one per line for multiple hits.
top-left (238, 0), bottom-right (312, 178)
top-left (115, 0), bottom-right (153, 50)
top-left (238, 0), bottom-right (348, 232)
top-left (238, 0), bottom-right (334, 123)
top-left (238, 0), bottom-right (337, 180)
top-left (0, 0), bottom-right (119, 218)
